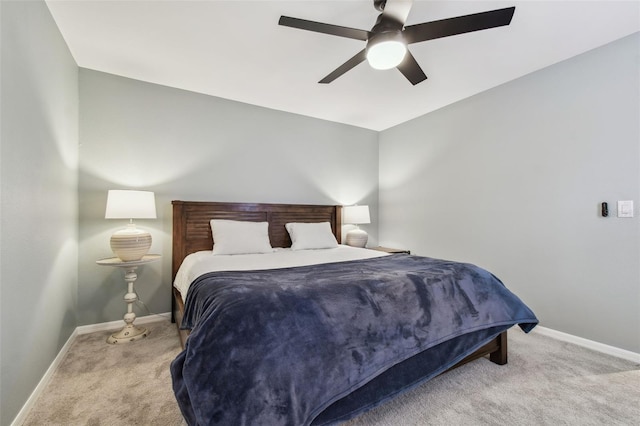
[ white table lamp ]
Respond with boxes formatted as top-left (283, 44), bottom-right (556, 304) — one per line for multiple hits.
top-left (344, 205), bottom-right (370, 248)
top-left (105, 190), bottom-right (157, 261)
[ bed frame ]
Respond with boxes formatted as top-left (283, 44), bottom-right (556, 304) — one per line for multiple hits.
top-left (170, 200), bottom-right (507, 369)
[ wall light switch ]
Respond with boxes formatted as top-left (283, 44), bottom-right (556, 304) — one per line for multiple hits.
top-left (617, 200), bottom-right (634, 218)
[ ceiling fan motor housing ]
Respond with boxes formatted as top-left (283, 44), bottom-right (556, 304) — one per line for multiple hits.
top-left (371, 11), bottom-right (404, 32)
top-left (373, 0), bottom-right (386, 12)
top-left (366, 13), bottom-right (407, 70)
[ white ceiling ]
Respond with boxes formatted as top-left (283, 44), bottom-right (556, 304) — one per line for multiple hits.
top-left (46, 1), bottom-right (639, 131)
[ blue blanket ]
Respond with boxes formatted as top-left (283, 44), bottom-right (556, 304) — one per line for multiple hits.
top-left (171, 254), bottom-right (537, 425)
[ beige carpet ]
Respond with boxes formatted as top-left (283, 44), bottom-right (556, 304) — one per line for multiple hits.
top-left (22, 320), bottom-right (184, 426)
top-left (21, 320), bottom-right (639, 425)
top-left (346, 330), bottom-right (640, 426)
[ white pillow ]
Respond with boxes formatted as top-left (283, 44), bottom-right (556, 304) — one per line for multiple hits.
top-left (210, 220), bottom-right (274, 255)
top-left (285, 222), bottom-right (338, 250)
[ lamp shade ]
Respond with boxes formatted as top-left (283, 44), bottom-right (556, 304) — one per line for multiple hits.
top-left (343, 205), bottom-right (370, 225)
top-left (105, 190), bottom-right (157, 219)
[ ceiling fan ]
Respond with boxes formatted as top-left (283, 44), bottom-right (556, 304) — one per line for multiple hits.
top-left (278, 0), bottom-right (515, 85)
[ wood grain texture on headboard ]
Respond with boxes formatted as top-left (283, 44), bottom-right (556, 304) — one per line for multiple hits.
top-left (171, 200), bottom-right (343, 282)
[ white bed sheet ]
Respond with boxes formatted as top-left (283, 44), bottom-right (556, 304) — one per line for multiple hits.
top-left (174, 245), bottom-right (389, 302)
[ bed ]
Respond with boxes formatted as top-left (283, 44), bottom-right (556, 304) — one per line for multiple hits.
top-left (169, 200), bottom-right (538, 425)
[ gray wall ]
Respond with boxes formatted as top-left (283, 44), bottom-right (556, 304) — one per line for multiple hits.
top-left (379, 34), bottom-right (640, 352)
top-left (1, 5), bottom-right (636, 421)
top-left (78, 69), bottom-right (379, 325)
top-left (0, 1), bottom-right (79, 424)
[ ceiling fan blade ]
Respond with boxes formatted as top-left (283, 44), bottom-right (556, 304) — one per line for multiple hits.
top-left (403, 6), bottom-right (515, 44)
top-left (396, 50), bottom-right (427, 85)
top-left (319, 49), bottom-right (367, 84)
top-left (381, 0), bottom-right (414, 26)
top-left (279, 16), bottom-right (369, 41)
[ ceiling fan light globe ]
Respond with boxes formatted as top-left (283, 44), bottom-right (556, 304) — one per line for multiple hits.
top-left (366, 40), bottom-right (407, 70)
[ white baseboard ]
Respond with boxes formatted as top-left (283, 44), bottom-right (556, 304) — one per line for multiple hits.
top-left (76, 312), bottom-right (171, 335)
top-left (10, 312), bottom-right (172, 426)
top-left (10, 328), bottom-right (78, 426)
top-left (532, 326), bottom-right (640, 363)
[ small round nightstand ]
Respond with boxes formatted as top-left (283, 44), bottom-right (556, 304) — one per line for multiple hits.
top-left (96, 254), bottom-right (161, 344)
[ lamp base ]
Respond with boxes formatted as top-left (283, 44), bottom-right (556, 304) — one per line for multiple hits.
top-left (110, 225), bottom-right (152, 261)
top-left (346, 229), bottom-right (368, 248)
top-left (107, 324), bottom-right (148, 344)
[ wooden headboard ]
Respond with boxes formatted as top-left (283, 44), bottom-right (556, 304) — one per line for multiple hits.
top-left (171, 200), bottom-right (343, 281)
